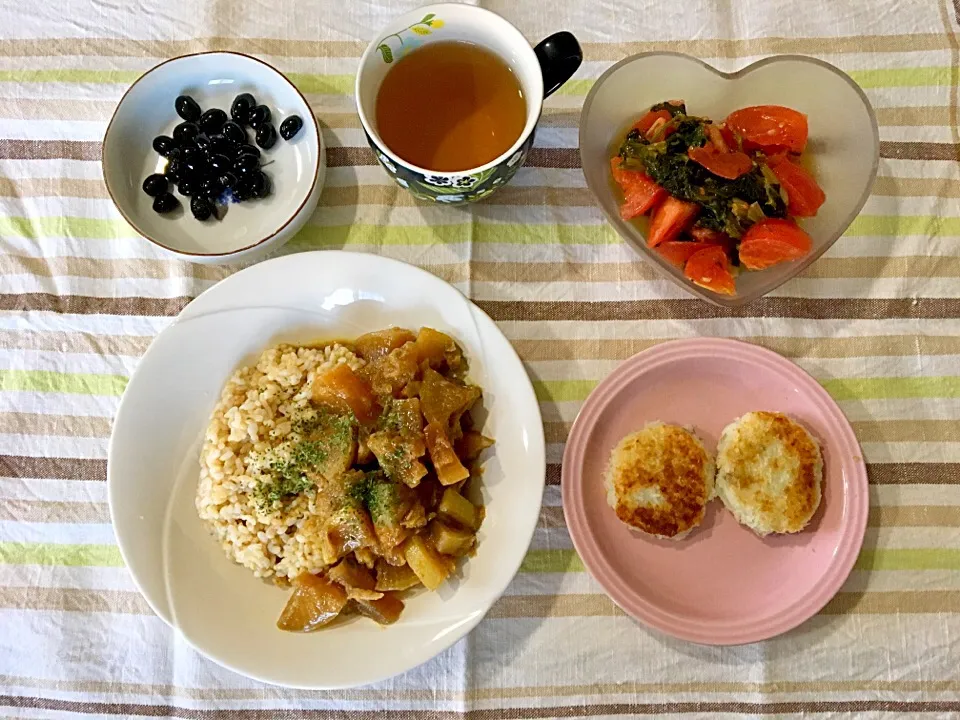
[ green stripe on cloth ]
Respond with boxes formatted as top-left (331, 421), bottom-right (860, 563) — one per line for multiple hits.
top-left (823, 377), bottom-right (960, 401)
top-left (856, 549), bottom-right (960, 571)
top-left (0, 543), bottom-right (124, 567)
top-left (1, 545), bottom-right (954, 572)
top-left (521, 550), bottom-right (585, 573)
top-left (0, 69), bottom-right (353, 91)
top-left (287, 73), bottom-right (355, 94)
top-left (0, 69), bottom-right (140, 84)
top-left (0, 369), bottom-right (127, 396)
top-left (520, 549), bottom-right (960, 573)
top-left (6, 216), bottom-right (960, 244)
top-left (556, 67), bottom-right (957, 96)
top-left (535, 377), bottom-right (960, 403)
top-left (0, 66), bottom-right (953, 93)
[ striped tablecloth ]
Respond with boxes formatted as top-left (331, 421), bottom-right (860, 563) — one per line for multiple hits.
top-left (2, 0), bottom-right (959, 717)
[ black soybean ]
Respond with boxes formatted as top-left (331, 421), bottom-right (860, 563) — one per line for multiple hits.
top-left (209, 134), bottom-right (235, 156)
top-left (248, 104), bottom-right (271, 128)
top-left (279, 115), bottom-right (303, 141)
top-left (230, 93), bottom-right (256, 124)
top-left (233, 179), bottom-right (253, 201)
top-left (221, 120), bottom-right (246, 144)
top-left (190, 196), bottom-right (214, 221)
top-left (141, 173), bottom-right (168, 197)
top-left (246, 170), bottom-right (270, 199)
top-left (175, 95), bottom-right (201, 122)
top-left (183, 157), bottom-right (208, 177)
top-left (208, 153), bottom-right (231, 173)
top-left (165, 159), bottom-right (182, 182)
top-left (177, 178), bottom-right (196, 197)
top-left (173, 122), bottom-right (200, 143)
top-left (152, 135), bottom-right (176, 157)
top-left (180, 144), bottom-right (202, 162)
top-left (153, 93), bottom-right (280, 218)
top-left (153, 193), bottom-right (179, 214)
top-left (198, 108), bottom-right (228, 133)
top-left (255, 123), bottom-right (277, 150)
top-left (233, 153), bottom-right (260, 175)
top-left (194, 134), bottom-right (212, 152)
top-left (200, 176), bottom-right (223, 198)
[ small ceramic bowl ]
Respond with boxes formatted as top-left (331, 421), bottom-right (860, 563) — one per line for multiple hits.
top-left (103, 52), bottom-right (324, 264)
top-left (580, 53), bottom-right (879, 307)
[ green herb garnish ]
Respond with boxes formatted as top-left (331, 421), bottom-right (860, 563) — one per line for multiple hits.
top-left (254, 410), bottom-right (355, 510)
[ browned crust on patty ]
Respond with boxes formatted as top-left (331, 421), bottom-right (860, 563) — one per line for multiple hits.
top-left (717, 411), bottom-right (822, 533)
top-left (606, 424), bottom-right (713, 538)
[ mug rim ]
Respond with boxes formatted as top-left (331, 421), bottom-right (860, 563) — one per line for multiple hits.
top-left (354, 2), bottom-right (544, 178)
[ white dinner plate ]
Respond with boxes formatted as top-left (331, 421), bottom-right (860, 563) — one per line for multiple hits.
top-left (107, 251), bottom-right (546, 688)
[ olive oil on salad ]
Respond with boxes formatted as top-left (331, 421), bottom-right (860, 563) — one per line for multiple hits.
top-left (375, 41), bottom-right (526, 172)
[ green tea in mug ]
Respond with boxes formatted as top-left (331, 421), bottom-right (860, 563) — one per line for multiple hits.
top-left (375, 41), bottom-right (527, 172)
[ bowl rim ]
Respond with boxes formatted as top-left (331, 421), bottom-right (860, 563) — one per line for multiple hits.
top-left (101, 50), bottom-right (322, 259)
top-left (578, 51), bottom-right (880, 308)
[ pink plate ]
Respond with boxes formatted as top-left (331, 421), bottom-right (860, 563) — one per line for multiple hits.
top-left (562, 338), bottom-right (869, 645)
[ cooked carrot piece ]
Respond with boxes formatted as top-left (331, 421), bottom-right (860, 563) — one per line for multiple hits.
top-left (647, 196), bottom-right (699, 247)
top-left (683, 245), bottom-right (736, 295)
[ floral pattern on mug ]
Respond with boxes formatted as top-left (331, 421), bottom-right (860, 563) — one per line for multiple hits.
top-left (377, 14), bottom-right (444, 63)
top-left (365, 129), bottom-right (536, 205)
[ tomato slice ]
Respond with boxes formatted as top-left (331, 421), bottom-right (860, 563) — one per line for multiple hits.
top-left (689, 226), bottom-right (735, 253)
top-left (610, 157), bottom-right (667, 220)
top-left (690, 226), bottom-right (731, 245)
top-left (770, 158), bottom-right (825, 217)
top-left (684, 245), bottom-right (736, 295)
top-left (647, 196), bottom-right (700, 247)
top-left (632, 109), bottom-right (672, 136)
top-left (656, 241), bottom-right (706, 267)
top-left (718, 123), bottom-right (738, 151)
top-left (739, 218), bottom-right (813, 270)
top-left (725, 105), bottom-right (809, 154)
top-left (688, 145), bottom-right (753, 180)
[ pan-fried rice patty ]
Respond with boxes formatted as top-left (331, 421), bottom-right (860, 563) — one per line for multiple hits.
top-left (715, 411), bottom-right (823, 536)
top-left (195, 342), bottom-right (364, 582)
top-left (604, 421), bottom-right (715, 539)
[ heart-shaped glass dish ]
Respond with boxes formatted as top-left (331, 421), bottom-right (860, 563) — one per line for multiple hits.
top-left (579, 53), bottom-right (879, 307)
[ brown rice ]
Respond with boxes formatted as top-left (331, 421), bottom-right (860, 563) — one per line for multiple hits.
top-left (195, 342), bottom-right (364, 582)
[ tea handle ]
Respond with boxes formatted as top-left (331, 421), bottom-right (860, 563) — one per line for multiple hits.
top-left (534, 31), bottom-right (583, 98)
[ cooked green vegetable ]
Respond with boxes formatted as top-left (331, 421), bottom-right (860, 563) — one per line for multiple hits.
top-left (650, 100), bottom-right (687, 117)
top-left (618, 105), bottom-right (787, 238)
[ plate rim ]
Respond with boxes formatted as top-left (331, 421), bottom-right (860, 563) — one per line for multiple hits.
top-left (107, 250), bottom-right (546, 688)
top-left (561, 337), bottom-right (869, 645)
